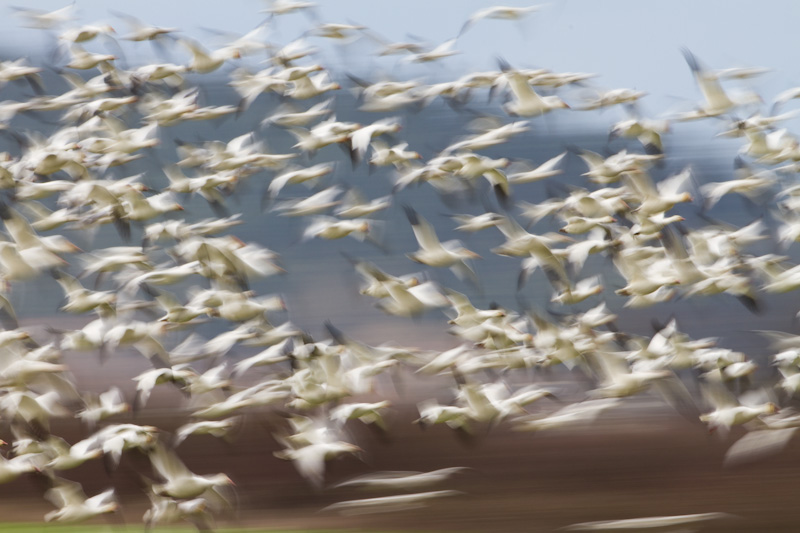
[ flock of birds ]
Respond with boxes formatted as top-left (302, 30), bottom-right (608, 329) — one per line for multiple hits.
top-left (0, 1), bottom-right (799, 531)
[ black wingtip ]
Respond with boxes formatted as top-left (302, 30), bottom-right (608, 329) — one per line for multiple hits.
top-left (496, 56), bottom-right (512, 73)
top-left (681, 47), bottom-right (700, 73)
top-left (114, 216), bottom-right (131, 242)
top-left (564, 143), bottom-right (584, 155)
top-left (644, 143), bottom-right (663, 156)
top-left (339, 250), bottom-right (359, 267)
top-left (737, 294), bottom-right (762, 314)
top-left (0, 201), bottom-right (11, 221)
top-left (324, 321), bottom-right (346, 345)
top-left (139, 282), bottom-right (160, 300)
top-left (494, 184), bottom-right (511, 210)
top-left (403, 204), bottom-right (419, 225)
top-left (345, 72), bottom-right (371, 89)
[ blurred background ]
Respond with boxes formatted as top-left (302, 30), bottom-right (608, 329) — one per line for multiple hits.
top-left (0, 1), bottom-right (799, 532)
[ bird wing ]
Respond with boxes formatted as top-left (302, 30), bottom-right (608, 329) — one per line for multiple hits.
top-left (404, 206), bottom-right (440, 251)
top-left (149, 442), bottom-right (193, 482)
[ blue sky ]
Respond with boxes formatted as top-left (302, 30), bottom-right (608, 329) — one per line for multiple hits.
top-left (3, 0), bottom-right (799, 117)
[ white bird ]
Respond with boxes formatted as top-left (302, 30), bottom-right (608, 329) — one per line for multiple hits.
top-left (12, 4), bottom-right (75, 29)
top-left (274, 435), bottom-right (361, 489)
top-left (143, 493), bottom-right (212, 532)
top-left (181, 38), bottom-right (241, 74)
top-left (349, 117), bottom-right (402, 166)
top-left (330, 401), bottom-right (391, 430)
top-left (508, 152), bottom-right (567, 184)
top-left (112, 11), bottom-right (178, 41)
top-left (499, 59), bottom-right (570, 116)
top-left (514, 399), bottom-right (621, 431)
top-left (334, 467), bottom-right (469, 491)
top-left (459, 5), bottom-right (540, 36)
top-left (268, 162), bottom-right (336, 198)
top-left (680, 48), bottom-right (760, 119)
top-left (263, 98), bottom-right (334, 128)
top-left (77, 386), bottom-right (129, 426)
top-left (65, 46), bottom-right (116, 70)
top-left (44, 479), bottom-right (118, 523)
top-left (699, 384), bottom-right (778, 435)
top-left (149, 442), bottom-right (235, 499)
top-left (174, 417), bottom-right (240, 446)
top-left (0, 452), bottom-right (41, 484)
top-left (405, 39), bottom-right (460, 63)
top-left (404, 206), bottom-right (480, 283)
top-left (562, 512), bottom-right (735, 531)
top-left (322, 490), bottom-right (462, 515)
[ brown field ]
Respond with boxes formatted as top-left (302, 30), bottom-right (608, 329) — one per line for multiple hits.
top-left (1, 399), bottom-right (798, 532)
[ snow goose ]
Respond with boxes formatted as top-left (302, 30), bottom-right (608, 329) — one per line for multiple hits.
top-left (513, 399), bottom-right (621, 431)
top-left (174, 417), bottom-right (240, 446)
top-left (181, 38), bottom-right (241, 74)
top-left (492, 216), bottom-right (570, 288)
top-left (574, 148), bottom-right (659, 184)
top-left (443, 120), bottom-right (530, 154)
top-left (404, 206), bottom-right (480, 283)
top-left (44, 479), bottom-right (118, 522)
top-left (444, 290), bottom-right (505, 330)
top-left (577, 88), bottom-right (646, 111)
top-left (562, 512), bottom-right (734, 531)
top-left (623, 166), bottom-right (694, 216)
top-left (699, 383), bottom-right (778, 435)
top-left (263, 98), bottom-right (334, 128)
top-left (302, 216), bottom-right (372, 242)
top-left (273, 432), bottom-right (361, 488)
top-left (263, 0), bottom-right (318, 17)
top-left (80, 423), bottom-right (160, 469)
top-left (143, 493), bottom-right (212, 531)
top-left (133, 367), bottom-right (194, 411)
top-left (273, 185), bottom-right (343, 217)
top-left (54, 271), bottom-right (116, 314)
top-left (232, 337), bottom-right (292, 376)
top-left (498, 58), bottom-right (569, 116)
top-left (322, 490), bottom-right (462, 515)
top-left (330, 401), bottom-right (391, 430)
top-left (699, 157), bottom-right (776, 209)
top-left (12, 4), bottom-right (75, 29)
top-left (149, 442), bottom-right (235, 499)
top-left (551, 276), bottom-right (604, 305)
top-left (459, 5), bottom-right (540, 36)
top-left (65, 46), bottom-right (116, 70)
top-left (349, 117), bottom-right (402, 166)
top-left (268, 162), bottom-right (335, 199)
top-left (284, 71), bottom-right (340, 100)
top-left (77, 387), bottom-right (129, 427)
top-left (415, 399), bottom-right (472, 430)
top-left (111, 11), bottom-right (178, 41)
top-left (146, 287), bottom-right (210, 325)
top-left (41, 435), bottom-right (103, 471)
top-left (508, 151), bottom-right (567, 184)
top-left (334, 188), bottom-right (392, 219)
top-left (404, 38), bottom-right (460, 63)
top-left (586, 351), bottom-right (676, 399)
top-left (310, 22), bottom-right (365, 41)
top-left (0, 452), bottom-right (41, 484)
top-left (368, 141), bottom-right (421, 169)
top-left (680, 48), bottom-right (761, 119)
top-left (446, 212), bottom-right (505, 233)
top-left (59, 24), bottom-right (115, 44)
top-left (335, 467), bottom-right (469, 491)
top-left (341, 254), bottom-right (420, 300)
top-left (609, 112), bottom-right (670, 154)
